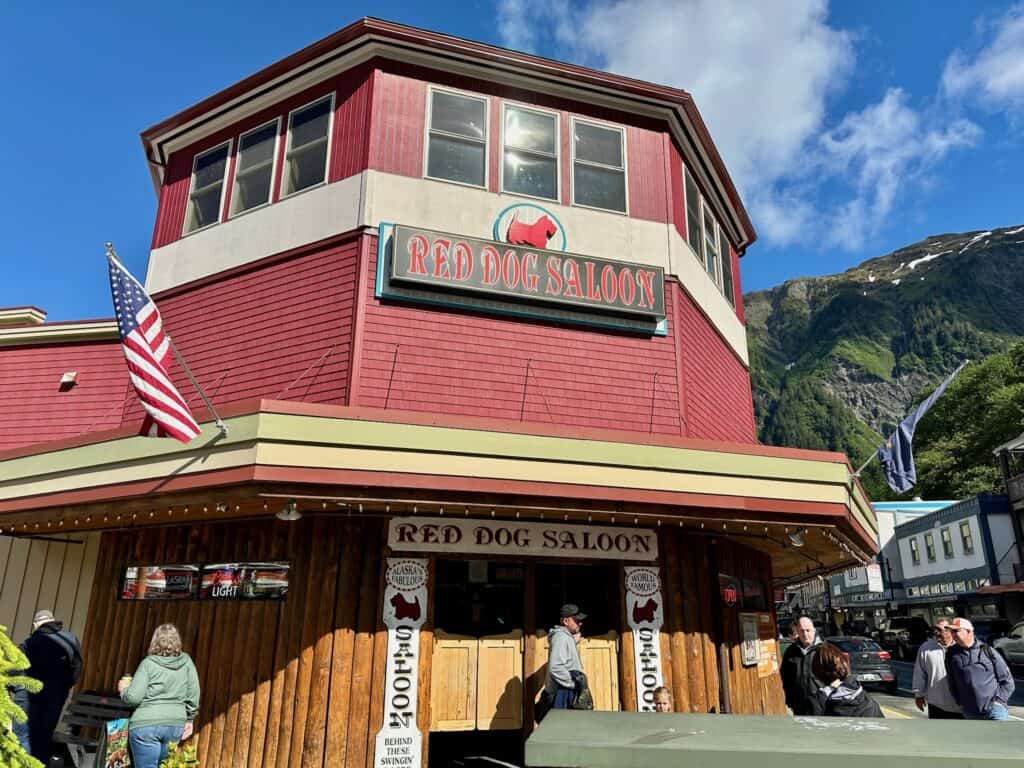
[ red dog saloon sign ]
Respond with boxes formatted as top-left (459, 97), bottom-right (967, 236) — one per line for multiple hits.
top-left (388, 224), bottom-right (665, 319)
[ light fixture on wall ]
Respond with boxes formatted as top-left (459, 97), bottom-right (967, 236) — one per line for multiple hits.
top-left (276, 499), bottom-right (302, 522)
top-left (788, 529), bottom-right (806, 548)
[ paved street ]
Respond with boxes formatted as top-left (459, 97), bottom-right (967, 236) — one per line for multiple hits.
top-left (873, 661), bottom-right (1024, 720)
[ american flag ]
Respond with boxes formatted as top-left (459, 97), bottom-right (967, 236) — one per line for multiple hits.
top-left (107, 254), bottom-right (201, 442)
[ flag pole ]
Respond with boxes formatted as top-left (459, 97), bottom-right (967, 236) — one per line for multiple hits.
top-left (168, 337), bottom-right (229, 436)
top-left (105, 242), bottom-right (228, 437)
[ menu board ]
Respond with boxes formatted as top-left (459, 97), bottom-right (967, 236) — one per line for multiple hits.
top-left (199, 562), bottom-right (289, 600)
top-left (121, 565), bottom-right (198, 600)
top-left (739, 613), bottom-right (759, 666)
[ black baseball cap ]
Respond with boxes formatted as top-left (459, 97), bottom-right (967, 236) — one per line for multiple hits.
top-left (560, 603), bottom-right (587, 621)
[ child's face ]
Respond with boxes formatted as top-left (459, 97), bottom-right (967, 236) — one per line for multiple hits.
top-left (653, 695), bottom-right (672, 712)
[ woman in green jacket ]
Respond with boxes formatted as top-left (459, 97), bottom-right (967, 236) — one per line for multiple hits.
top-left (118, 624), bottom-right (200, 768)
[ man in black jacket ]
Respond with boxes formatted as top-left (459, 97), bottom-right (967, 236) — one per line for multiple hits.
top-left (946, 617), bottom-right (1014, 721)
top-left (781, 616), bottom-right (822, 715)
top-left (18, 610), bottom-right (82, 763)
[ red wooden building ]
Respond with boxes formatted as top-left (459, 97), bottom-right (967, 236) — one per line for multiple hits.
top-left (0, 19), bottom-right (876, 768)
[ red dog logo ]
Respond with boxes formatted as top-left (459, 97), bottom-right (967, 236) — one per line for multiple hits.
top-left (632, 598), bottom-right (658, 624)
top-left (506, 214), bottom-right (557, 249)
top-left (391, 593), bottom-right (421, 621)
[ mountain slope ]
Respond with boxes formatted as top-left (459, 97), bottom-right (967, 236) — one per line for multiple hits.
top-left (745, 224), bottom-right (1024, 498)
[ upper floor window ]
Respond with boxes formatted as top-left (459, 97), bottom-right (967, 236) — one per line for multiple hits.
top-left (684, 167), bottom-right (735, 306)
top-left (282, 96), bottom-right (332, 197)
top-left (427, 89), bottom-right (487, 187)
top-left (910, 537), bottom-right (920, 565)
top-left (572, 119), bottom-right (626, 213)
top-left (502, 105), bottom-right (557, 201)
top-left (183, 141), bottom-right (231, 234)
top-left (231, 120), bottom-right (279, 216)
top-left (941, 527), bottom-right (954, 558)
top-left (925, 532), bottom-right (936, 562)
top-left (960, 521), bottom-right (974, 554)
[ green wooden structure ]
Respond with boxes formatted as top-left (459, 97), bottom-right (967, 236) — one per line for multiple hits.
top-left (525, 711), bottom-right (1024, 767)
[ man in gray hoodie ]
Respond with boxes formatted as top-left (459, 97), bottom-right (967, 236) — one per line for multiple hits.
top-left (544, 603), bottom-right (586, 709)
top-left (913, 618), bottom-right (962, 719)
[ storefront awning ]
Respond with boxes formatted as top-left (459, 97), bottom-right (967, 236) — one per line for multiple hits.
top-left (0, 400), bottom-right (877, 582)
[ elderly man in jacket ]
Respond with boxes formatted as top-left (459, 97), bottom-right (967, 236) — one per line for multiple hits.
top-left (781, 616), bottom-right (822, 715)
top-left (946, 617), bottom-right (1015, 721)
top-left (544, 603), bottom-right (586, 710)
top-left (913, 618), bottom-right (963, 719)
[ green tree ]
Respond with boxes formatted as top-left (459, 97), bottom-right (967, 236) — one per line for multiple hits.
top-left (0, 624), bottom-right (43, 768)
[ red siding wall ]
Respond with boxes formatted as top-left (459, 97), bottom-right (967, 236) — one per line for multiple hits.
top-left (152, 65), bottom-right (373, 249)
top-left (367, 69), bottom-right (427, 177)
top-left (121, 237), bottom-right (360, 425)
top-left (730, 246), bottom-right (745, 323)
top-left (356, 235), bottom-right (754, 442)
top-left (0, 340), bottom-right (128, 452)
top-left (672, 281), bottom-right (755, 442)
top-left (626, 126), bottom-right (669, 222)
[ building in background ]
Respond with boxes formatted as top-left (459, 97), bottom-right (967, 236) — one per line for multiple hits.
top-left (895, 495), bottom-right (1020, 627)
top-left (829, 499), bottom-right (957, 630)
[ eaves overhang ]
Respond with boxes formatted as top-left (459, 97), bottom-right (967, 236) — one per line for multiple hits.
top-left (139, 18), bottom-right (755, 252)
top-left (0, 401), bottom-right (875, 581)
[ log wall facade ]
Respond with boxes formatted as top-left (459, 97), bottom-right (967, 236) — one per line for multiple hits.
top-left (79, 518), bottom-right (782, 768)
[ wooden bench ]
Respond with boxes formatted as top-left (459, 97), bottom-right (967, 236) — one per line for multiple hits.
top-left (52, 691), bottom-right (134, 768)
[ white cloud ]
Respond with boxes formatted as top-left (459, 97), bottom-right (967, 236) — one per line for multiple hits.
top-left (942, 4), bottom-right (1024, 111)
top-left (495, 0), bottom-right (980, 251)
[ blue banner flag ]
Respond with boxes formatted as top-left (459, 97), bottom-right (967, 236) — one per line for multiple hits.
top-left (877, 362), bottom-right (967, 493)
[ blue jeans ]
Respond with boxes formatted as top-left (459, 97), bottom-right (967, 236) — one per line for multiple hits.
top-left (129, 724), bottom-right (184, 768)
top-left (965, 703), bottom-right (1009, 721)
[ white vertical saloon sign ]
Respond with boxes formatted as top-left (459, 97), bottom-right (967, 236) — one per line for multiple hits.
top-left (374, 558), bottom-right (429, 768)
top-left (624, 566), bottom-right (665, 711)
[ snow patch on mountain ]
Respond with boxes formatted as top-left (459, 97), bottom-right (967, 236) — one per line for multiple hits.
top-left (908, 250), bottom-right (951, 270)
top-left (959, 231), bottom-right (991, 254)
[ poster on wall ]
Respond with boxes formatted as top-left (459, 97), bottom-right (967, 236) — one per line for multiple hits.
top-left (739, 613), bottom-right (759, 667)
top-left (120, 565), bottom-right (198, 600)
top-left (624, 566), bottom-right (664, 711)
top-left (373, 558), bottom-right (429, 768)
top-left (199, 562), bottom-right (289, 600)
top-left (757, 612), bottom-right (779, 678)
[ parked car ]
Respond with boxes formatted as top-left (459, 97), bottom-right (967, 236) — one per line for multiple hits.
top-left (993, 621), bottom-right (1024, 669)
top-left (876, 616), bottom-right (931, 661)
top-left (826, 636), bottom-right (898, 694)
top-left (972, 618), bottom-right (1012, 645)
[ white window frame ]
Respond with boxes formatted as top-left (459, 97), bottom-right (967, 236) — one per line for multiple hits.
top-left (941, 527), bottom-right (954, 559)
top-left (910, 537), bottom-right (920, 565)
top-left (569, 116), bottom-right (628, 215)
top-left (701, 202), bottom-right (723, 290)
top-left (182, 139), bottom-right (232, 237)
top-left (499, 101), bottom-right (560, 202)
top-left (718, 222), bottom-right (736, 306)
top-left (924, 532), bottom-right (936, 562)
top-left (280, 93), bottom-right (335, 201)
top-left (229, 117), bottom-right (282, 218)
top-left (423, 86), bottom-right (490, 190)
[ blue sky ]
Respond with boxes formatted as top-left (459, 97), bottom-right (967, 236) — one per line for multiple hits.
top-left (2, 1), bottom-right (1022, 321)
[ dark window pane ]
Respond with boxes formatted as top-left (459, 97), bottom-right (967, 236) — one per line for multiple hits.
top-left (685, 169), bottom-right (702, 249)
top-left (431, 91), bottom-right (486, 140)
top-left (238, 123), bottom-right (277, 172)
top-left (720, 226), bottom-right (735, 304)
top-left (428, 134), bottom-right (485, 186)
top-left (505, 107), bottom-right (555, 154)
top-left (234, 165), bottom-right (273, 213)
top-left (575, 122), bottom-right (622, 167)
top-left (286, 141), bottom-right (328, 194)
top-left (503, 151), bottom-right (556, 199)
top-left (190, 187), bottom-right (221, 230)
top-left (290, 98), bottom-right (331, 149)
top-left (574, 163), bottom-right (625, 212)
top-left (194, 145), bottom-right (228, 189)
